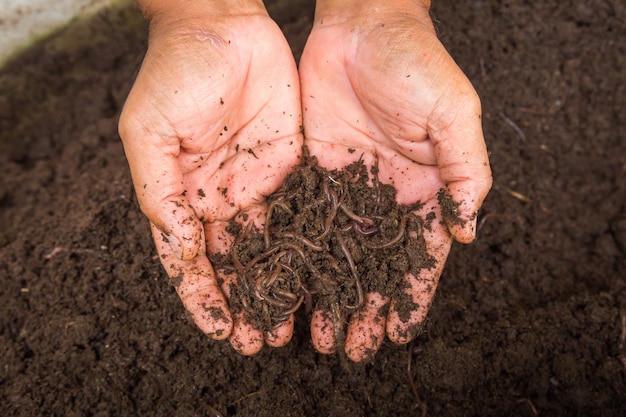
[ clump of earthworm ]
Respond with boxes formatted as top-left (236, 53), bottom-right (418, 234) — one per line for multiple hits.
top-left (217, 154), bottom-right (435, 333)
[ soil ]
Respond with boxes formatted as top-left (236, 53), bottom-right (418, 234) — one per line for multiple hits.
top-left (1, 1), bottom-right (625, 416)
top-left (220, 155), bottom-right (432, 336)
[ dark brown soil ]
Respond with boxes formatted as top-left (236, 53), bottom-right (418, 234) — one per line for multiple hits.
top-left (1, 1), bottom-right (625, 416)
top-left (220, 155), bottom-right (432, 334)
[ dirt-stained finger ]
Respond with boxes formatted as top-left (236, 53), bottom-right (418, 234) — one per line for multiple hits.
top-left (386, 203), bottom-right (452, 344)
top-left (212, 258), bottom-right (264, 355)
top-left (441, 183), bottom-right (488, 244)
top-left (152, 223), bottom-right (233, 340)
top-left (265, 315), bottom-right (295, 347)
top-left (311, 309), bottom-right (337, 354)
top-left (345, 292), bottom-right (389, 362)
top-left (229, 311), bottom-right (264, 355)
top-left (386, 272), bottom-right (436, 344)
top-left (429, 87), bottom-right (492, 245)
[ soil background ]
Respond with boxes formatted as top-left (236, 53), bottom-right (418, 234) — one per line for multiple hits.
top-left (1, 1), bottom-right (625, 416)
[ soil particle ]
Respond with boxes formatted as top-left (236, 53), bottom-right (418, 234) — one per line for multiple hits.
top-left (437, 188), bottom-right (465, 227)
top-left (1, 0), bottom-right (625, 416)
top-left (214, 154), bottom-right (434, 332)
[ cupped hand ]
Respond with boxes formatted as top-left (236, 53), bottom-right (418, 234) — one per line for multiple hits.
top-left (118, 5), bottom-right (303, 355)
top-left (299, 1), bottom-right (492, 361)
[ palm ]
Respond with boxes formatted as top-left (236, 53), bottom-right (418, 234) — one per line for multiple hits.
top-left (120, 14), bottom-right (302, 354)
top-left (300, 14), bottom-right (489, 361)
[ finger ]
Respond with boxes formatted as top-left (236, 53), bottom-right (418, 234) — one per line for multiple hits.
top-left (152, 223), bottom-right (232, 339)
top-left (152, 199), bottom-right (204, 260)
top-left (214, 264), bottom-right (265, 355)
top-left (229, 311), bottom-right (265, 356)
top-left (429, 81), bottom-right (492, 244)
top-left (310, 309), bottom-right (337, 354)
top-left (119, 117), bottom-right (203, 260)
top-left (386, 205), bottom-right (452, 344)
top-left (265, 315), bottom-right (295, 347)
top-left (345, 292), bottom-right (389, 362)
top-left (207, 214), bottom-right (269, 355)
top-left (439, 185), bottom-right (482, 244)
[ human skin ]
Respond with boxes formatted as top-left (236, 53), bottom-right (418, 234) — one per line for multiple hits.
top-left (118, 0), bottom-right (303, 355)
top-left (119, 0), bottom-right (491, 361)
top-left (299, 0), bottom-right (492, 361)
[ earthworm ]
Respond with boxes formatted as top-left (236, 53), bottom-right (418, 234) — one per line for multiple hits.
top-left (253, 274), bottom-right (266, 300)
top-left (232, 221), bottom-right (253, 248)
top-left (300, 284), bottom-right (314, 315)
top-left (273, 288), bottom-right (299, 303)
top-left (236, 246), bottom-right (288, 304)
top-left (231, 250), bottom-right (245, 274)
top-left (340, 223), bottom-right (353, 233)
top-left (243, 243), bottom-right (307, 326)
top-left (269, 295), bottom-right (304, 328)
top-left (275, 241), bottom-right (308, 263)
top-left (339, 204), bottom-right (375, 226)
top-left (335, 232), bottom-right (364, 311)
top-left (272, 189), bottom-right (299, 201)
top-left (254, 275), bottom-right (301, 320)
top-left (231, 251), bottom-right (248, 291)
top-left (286, 189), bottom-right (299, 200)
top-left (264, 199), bottom-right (293, 249)
top-left (260, 292), bottom-right (292, 309)
top-left (278, 261), bottom-right (296, 275)
top-left (361, 213), bottom-right (420, 250)
top-left (317, 184), bottom-right (339, 241)
top-left (282, 295), bottom-right (304, 315)
top-left (269, 250), bottom-right (289, 265)
top-left (353, 221), bottom-right (380, 236)
top-left (371, 154), bottom-right (382, 213)
top-left (276, 242), bottom-right (318, 286)
top-left (271, 315), bottom-right (291, 328)
top-left (278, 232), bottom-right (324, 251)
top-left (261, 262), bottom-right (283, 288)
top-left (285, 241), bottom-right (323, 280)
top-left (230, 223), bottom-right (254, 275)
top-left (243, 246), bottom-right (280, 273)
top-left (240, 294), bottom-right (250, 309)
top-left (322, 177), bottom-right (332, 202)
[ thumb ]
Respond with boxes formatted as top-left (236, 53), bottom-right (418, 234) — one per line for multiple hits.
top-left (430, 90), bottom-right (492, 244)
top-left (119, 116), bottom-right (204, 260)
top-left (438, 181), bottom-right (489, 244)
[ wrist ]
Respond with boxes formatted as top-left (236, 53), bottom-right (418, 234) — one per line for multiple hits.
top-left (137, 0), bottom-right (267, 35)
top-left (314, 0), bottom-right (431, 24)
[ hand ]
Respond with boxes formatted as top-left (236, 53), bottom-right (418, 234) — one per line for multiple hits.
top-left (299, 0), bottom-right (492, 361)
top-left (118, 1), bottom-right (303, 355)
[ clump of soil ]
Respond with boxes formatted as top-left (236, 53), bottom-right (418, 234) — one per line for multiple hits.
top-left (437, 189), bottom-right (466, 227)
top-left (214, 153), bottom-right (435, 333)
